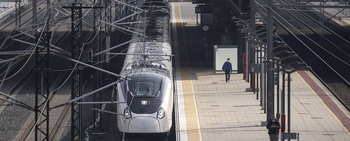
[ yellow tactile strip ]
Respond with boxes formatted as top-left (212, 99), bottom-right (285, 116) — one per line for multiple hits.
top-left (174, 3), bottom-right (202, 141)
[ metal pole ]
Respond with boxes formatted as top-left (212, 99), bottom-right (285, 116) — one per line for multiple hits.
top-left (33, 0), bottom-right (37, 26)
top-left (262, 60), bottom-right (266, 113)
top-left (93, 0), bottom-right (101, 130)
top-left (277, 61), bottom-right (280, 120)
top-left (35, 34), bottom-right (38, 141)
top-left (79, 68), bottom-right (83, 141)
top-left (46, 26), bottom-right (50, 141)
top-left (250, 0), bottom-right (256, 88)
top-left (256, 49), bottom-right (259, 100)
top-left (288, 72), bottom-right (291, 141)
top-left (35, 29), bottom-right (51, 141)
top-left (70, 3), bottom-right (83, 141)
top-left (15, 0), bottom-right (21, 28)
top-left (250, 41), bottom-right (253, 88)
top-left (196, 13), bottom-right (198, 26)
top-left (282, 69), bottom-right (285, 114)
top-left (248, 0), bottom-right (256, 84)
top-left (281, 113), bottom-right (286, 141)
top-left (246, 37), bottom-right (249, 82)
top-left (260, 46), bottom-right (263, 106)
top-left (251, 43), bottom-right (255, 91)
top-left (19, 0), bottom-right (21, 27)
top-left (251, 0), bottom-right (256, 33)
top-left (264, 60), bottom-right (267, 113)
top-left (47, 0), bottom-right (50, 18)
top-left (266, 0), bottom-right (274, 121)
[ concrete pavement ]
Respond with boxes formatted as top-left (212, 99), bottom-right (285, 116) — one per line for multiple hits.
top-left (172, 2), bottom-right (350, 141)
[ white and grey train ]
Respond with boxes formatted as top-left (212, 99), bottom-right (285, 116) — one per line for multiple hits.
top-left (116, 0), bottom-right (173, 135)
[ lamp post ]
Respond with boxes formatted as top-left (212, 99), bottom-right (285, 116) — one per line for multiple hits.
top-left (274, 54), bottom-right (298, 120)
top-left (280, 63), bottom-right (310, 141)
top-left (237, 21), bottom-right (258, 93)
top-left (243, 31), bottom-right (251, 82)
top-left (253, 44), bottom-right (271, 113)
top-left (260, 51), bottom-right (297, 122)
top-left (283, 68), bottom-right (297, 141)
top-left (252, 44), bottom-right (261, 99)
top-left (250, 38), bottom-right (256, 92)
top-left (253, 42), bottom-right (288, 110)
top-left (235, 21), bottom-right (251, 83)
top-left (252, 28), bottom-right (267, 97)
top-left (255, 44), bottom-right (259, 99)
top-left (280, 61), bottom-right (303, 114)
top-left (260, 44), bottom-right (264, 107)
top-left (237, 21), bottom-right (267, 94)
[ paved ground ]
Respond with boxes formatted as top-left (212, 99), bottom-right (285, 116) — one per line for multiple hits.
top-left (172, 2), bottom-right (350, 141)
top-left (1, 1), bottom-right (350, 141)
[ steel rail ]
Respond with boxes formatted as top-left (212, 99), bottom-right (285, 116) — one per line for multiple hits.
top-left (280, 0), bottom-right (350, 58)
top-left (50, 80), bottom-right (122, 110)
top-left (0, 0), bottom-right (47, 31)
top-left (0, 97), bottom-right (33, 110)
top-left (256, 0), bottom-right (350, 112)
top-left (19, 62), bottom-right (71, 141)
top-left (15, 31), bottom-right (71, 55)
top-left (257, 1), bottom-right (350, 86)
top-left (0, 91), bottom-right (33, 108)
top-left (15, 2), bottom-right (98, 140)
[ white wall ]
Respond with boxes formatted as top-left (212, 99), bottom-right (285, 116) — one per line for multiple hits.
top-left (214, 45), bottom-right (238, 71)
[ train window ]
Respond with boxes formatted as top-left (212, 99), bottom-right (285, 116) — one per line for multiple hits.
top-left (134, 82), bottom-right (154, 96)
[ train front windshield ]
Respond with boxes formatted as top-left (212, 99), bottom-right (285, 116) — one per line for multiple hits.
top-left (123, 73), bottom-right (164, 98)
top-left (134, 82), bottom-right (155, 96)
top-left (121, 73), bottom-right (165, 114)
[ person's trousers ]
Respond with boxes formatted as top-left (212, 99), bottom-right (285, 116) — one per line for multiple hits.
top-left (225, 71), bottom-right (230, 82)
top-left (269, 134), bottom-right (278, 141)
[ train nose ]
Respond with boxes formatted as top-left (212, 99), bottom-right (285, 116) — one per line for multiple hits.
top-left (128, 117), bottom-right (160, 133)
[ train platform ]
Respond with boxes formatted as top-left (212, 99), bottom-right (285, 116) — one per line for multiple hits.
top-left (308, 2), bottom-right (350, 32)
top-left (0, 1), bottom-right (16, 23)
top-left (0, 1), bottom-right (28, 23)
top-left (171, 2), bottom-right (350, 141)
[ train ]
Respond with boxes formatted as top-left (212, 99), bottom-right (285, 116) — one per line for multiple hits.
top-left (116, 0), bottom-right (173, 135)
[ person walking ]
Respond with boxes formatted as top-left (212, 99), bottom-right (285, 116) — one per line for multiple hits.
top-left (266, 115), bottom-right (280, 141)
top-left (222, 58), bottom-right (232, 83)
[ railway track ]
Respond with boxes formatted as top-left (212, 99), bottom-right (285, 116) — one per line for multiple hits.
top-left (255, 0), bottom-right (350, 110)
top-left (0, 0), bottom-right (47, 33)
top-left (0, 1), bottom-right (99, 140)
top-left (0, 1), bottom-right (178, 140)
top-left (18, 63), bottom-right (70, 141)
top-left (0, 0), bottom-right (61, 105)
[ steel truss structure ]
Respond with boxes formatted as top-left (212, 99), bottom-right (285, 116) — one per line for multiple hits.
top-left (1, 0), bottom-right (145, 140)
top-left (93, 0), bottom-right (103, 132)
top-left (15, 0), bottom-right (21, 28)
top-left (70, 3), bottom-right (83, 140)
top-left (0, 0), bottom-right (349, 140)
top-left (35, 30), bottom-right (51, 141)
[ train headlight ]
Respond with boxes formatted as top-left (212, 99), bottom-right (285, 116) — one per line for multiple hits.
top-left (157, 107), bottom-right (165, 119)
top-left (124, 107), bottom-right (132, 119)
top-left (141, 100), bottom-right (148, 105)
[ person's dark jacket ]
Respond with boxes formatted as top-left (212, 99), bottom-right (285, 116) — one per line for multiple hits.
top-left (222, 62), bottom-right (232, 72)
top-left (266, 120), bottom-right (280, 135)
